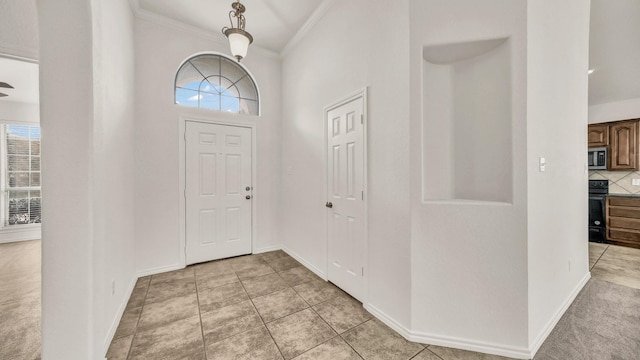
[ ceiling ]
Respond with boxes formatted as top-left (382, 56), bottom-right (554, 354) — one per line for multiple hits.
top-left (134, 0), bottom-right (326, 54)
top-left (0, 57), bottom-right (39, 104)
top-left (589, 0), bottom-right (640, 106)
top-left (1, 1), bottom-right (638, 108)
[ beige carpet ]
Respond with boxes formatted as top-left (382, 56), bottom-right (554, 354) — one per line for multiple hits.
top-left (535, 278), bottom-right (640, 360)
top-left (0, 240), bottom-right (41, 360)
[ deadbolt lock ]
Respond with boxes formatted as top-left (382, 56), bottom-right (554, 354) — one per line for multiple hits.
top-left (245, 186), bottom-right (251, 191)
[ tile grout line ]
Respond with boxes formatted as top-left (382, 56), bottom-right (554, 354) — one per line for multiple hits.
top-left (193, 267), bottom-right (210, 360)
top-left (307, 305), bottom-right (365, 358)
top-left (124, 275), bottom-right (151, 360)
top-left (262, 260), bottom-right (347, 359)
top-left (591, 244), bottom-right (610, 270)
top-left (237, 265), bottom-right (288, 360)
top-left (285, 273), bottom-right (367, 359)
top-left (409, 347), bottom-right (445, 360)
top-left (337, 319), bottom-right (371, 360)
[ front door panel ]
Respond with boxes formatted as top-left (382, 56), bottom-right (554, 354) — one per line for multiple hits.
top-left (186, 122), bottom-right (252, 265)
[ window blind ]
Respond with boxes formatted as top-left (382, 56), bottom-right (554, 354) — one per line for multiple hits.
top-left (5, 125), bottom-right (41, 225)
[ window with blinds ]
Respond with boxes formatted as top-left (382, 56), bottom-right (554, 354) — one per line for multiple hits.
top-left (2, 125), bottom-right (41, 226)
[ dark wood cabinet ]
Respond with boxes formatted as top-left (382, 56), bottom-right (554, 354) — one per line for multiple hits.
top-left (609, 120), bottom-right (639, 171)
top-left (606, 196), bottom-right (640, 248)
top-left (588, 123), bottom-right (609, 147)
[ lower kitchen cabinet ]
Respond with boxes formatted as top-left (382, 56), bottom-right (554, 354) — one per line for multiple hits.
top-left (606, 196), bottom-right (640, 248)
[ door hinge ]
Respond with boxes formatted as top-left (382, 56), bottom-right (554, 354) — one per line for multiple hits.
top-left (361, 114), bottom-right (364, 124)
top-left (184, 189), bottom-right (187, 198)
top-left (361, 267), bottom-right (364, 276)
top-left (184, 132), bottom-right (187, 141)
top-left (361, 190), bottom-right (364, 200)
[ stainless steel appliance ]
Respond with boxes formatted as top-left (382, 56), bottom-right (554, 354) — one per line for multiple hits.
top-left (589, 179), bottom-right (608, 243)
top-left (588, 147), bottom-right (607, 170)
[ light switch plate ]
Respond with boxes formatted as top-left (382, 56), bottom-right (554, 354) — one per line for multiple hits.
top-left (539, 157), bottom-right (546, 172)
top-left (633, 178), bottom-right (640, 186)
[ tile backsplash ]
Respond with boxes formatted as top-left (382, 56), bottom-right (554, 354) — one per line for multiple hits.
top-left (589, 170), bottom-right (640, 194)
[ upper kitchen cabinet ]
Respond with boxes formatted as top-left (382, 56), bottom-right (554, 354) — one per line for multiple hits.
top-left (588, 123), bottom-right (609, 147)
top-left (609, 120), bottom-right (639, 171)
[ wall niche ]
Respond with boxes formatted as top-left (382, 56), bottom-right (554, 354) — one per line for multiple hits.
top-left (422, 37), bottom-right (513, 203)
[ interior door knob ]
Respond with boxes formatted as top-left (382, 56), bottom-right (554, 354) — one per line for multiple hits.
top-left (325, 202), bottom-right (333, 208)
top-left (246, 195), bottom-right (251, 200)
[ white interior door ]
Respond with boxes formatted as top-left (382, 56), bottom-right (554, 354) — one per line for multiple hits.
top-left (185, 121), bottom-right (252, 265)
top-left (326, 96), bottom-right (365, 301)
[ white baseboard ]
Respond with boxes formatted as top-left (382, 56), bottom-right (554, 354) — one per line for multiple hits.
top-left (363, 303), bottom-right (413, 339)
top-left (367, 303), bottom-right (533, 359)
top-left (0, 228), bottom-right (40, 244)
top-left (409, 329), bottom-right (531, 359)
top-left (528, 272), bottom-right (591, 358)
top-left (253, 244), bottom-right (283, 254)
top-left (366, 302), bottom-right (531, 359)
top-left (137, 263), bottom-right (184, 278)
top-left (102, 275), bottom-right (137, 356)
top-left (282, 246), bottom-right (327, 280)
top-left (399, 272), bottom-right (591, 360)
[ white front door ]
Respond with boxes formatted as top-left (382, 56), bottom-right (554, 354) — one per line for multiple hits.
top-left (326, 95), bottom-right (366, 301)
top-left (185, 121), bottom-right (252, 265)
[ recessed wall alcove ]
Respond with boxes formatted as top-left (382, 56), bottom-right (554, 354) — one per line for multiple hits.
top-left (422, 37), bottom-right (513, 203)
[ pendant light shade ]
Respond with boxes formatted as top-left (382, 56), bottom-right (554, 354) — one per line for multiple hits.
top-left (222, 1), bottom-right (253, 62)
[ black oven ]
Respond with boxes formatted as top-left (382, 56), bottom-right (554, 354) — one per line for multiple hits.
top-left (588, 179), bottom-right (608, 243)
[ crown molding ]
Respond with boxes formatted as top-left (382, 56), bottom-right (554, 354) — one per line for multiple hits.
top-left (280, 0), bottom-right (337, 58)
top-left (0, 44), bottom-right (39, 63)
top-left (128, 0), bottom-right (280, 60)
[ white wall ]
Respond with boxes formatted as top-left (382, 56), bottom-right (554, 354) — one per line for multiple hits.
top-left (39, 0), bottom-right (138, 357)
top-left (281, 0), bottom-right (412, 328)
top-left (589, 97), bottom-right (640, 124)
top-left (134, 18), bottom-right (283, 274)
top-left (0, 102), bottom-right (39, 123)
top-left (0, 0), bottom-right (42, 244)
top-left (588, 0), bottom-right (640, 124)
top-left (526, 0), bottom-right (591, 354)
top-left (588, 0), bottom-right (640, 106)
top-left (90, 0), bottom-right (137, 354)
top-left (409, 0), bottom-right (529, 356)
top-left (38, 0), bottom-right (95, 358)
top-left (0, 0), bottom-right (39, 60)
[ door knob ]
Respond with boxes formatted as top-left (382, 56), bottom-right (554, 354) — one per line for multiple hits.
top-left (246, 195), bottom-right (251, 200)
top-left (325, 202), bottom-right (333, 208)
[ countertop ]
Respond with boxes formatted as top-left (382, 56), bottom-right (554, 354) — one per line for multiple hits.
top-left (607, 193), bottom-right (640, 198)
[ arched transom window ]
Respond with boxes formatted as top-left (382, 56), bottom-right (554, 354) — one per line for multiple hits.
top-left (175, 54), bottom-right (259, 115)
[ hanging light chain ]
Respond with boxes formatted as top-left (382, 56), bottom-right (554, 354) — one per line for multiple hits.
top-left (224, 2), bottom-right (247, 32)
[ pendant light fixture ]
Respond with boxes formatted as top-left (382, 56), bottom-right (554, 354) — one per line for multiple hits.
top-left (222, 1), bottom-right (253, 62)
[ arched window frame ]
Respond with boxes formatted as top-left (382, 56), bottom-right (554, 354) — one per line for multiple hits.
top-left (174, 52), bottom-right (260, 116)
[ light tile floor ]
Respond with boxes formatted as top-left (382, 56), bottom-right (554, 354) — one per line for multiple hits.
top-left (589, 242), bottom-right (640, 289)
top-left (107, 250), bottom-right (517, 360)
top-left (109, 244), bottom-right (640, 360)
top-left (1, 240), bottom-right (639, 360)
